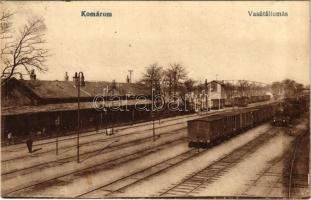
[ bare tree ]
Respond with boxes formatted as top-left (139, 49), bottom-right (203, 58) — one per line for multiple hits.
top-left (271, 81), bottom-right (282, 96)
top-left (236, 80), bottom-right (249, 97)
top-left (281, 79), bottom-right (305, 98)
top-left (0, 9), bottom-right (13, 40)
top-left (165, 63), bottom-right (187, 96)
top-left (270, 79), bottom-right (304, 99)
top-left (295, 83), bottom-right (304, 95)
top-left (224, 82), bottom-right (235, 99)
top-left (0, 8), bottom-right (13, 63)
top-left (1, 17), bottom-right (48, 85)
top-left (140, 63), bottom-right (163, 95)
top-left (184, 78), bottom-right (195, 94)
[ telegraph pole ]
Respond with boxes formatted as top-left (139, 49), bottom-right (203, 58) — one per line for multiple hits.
top-left (152, 87), bottom-right (156, 141)
top-left (205, 79), bottom-right (208, 115)
top-left (128, 70), bottom-right (133, 83)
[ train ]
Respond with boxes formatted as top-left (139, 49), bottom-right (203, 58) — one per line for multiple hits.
top-left (187, 102), bottom-right (278, 148)
top-left (223, 95), bottom-right (270, 108)
top-left (188, 94), bottom-right (309, 148)
top-left (272, 96), bottom-right (308, 127)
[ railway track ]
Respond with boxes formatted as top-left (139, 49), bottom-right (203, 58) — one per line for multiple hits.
top-left (3, 135), bottom-right (188, 197)
top-left (287, 133), bottom-right (302, 197)
top-left (5, 125), bottom-right (276, 197)
top-left (77, 148), bottom-right (204, 198)
top-left (238, 124), bottom-right (309, 198)
top-left (77, 126), bottom-right (278, 198)
top-left (2, 110), bottom-right (237, 195)
top-left (2, 119), bottom-right (188, 163)
top-left (2, 101), bottom-right (280, 197)
top-left (2, 126), bottom-right (188, 175)
top-left (287, 130), bottom-right (309, 198)
top-left (239, 153), bottom-right (284, 197)
top-left (2, 109), bottom-right (237, 168)
top-left (156, 127), bottom-right (280, 197)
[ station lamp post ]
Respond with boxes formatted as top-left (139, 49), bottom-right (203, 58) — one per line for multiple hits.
top-left (73, 72), bottom-right (85, 163)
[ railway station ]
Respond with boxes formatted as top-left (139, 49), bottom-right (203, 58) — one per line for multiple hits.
top-left (1, 1), bottom-right (310, 199)
top-left (1, 71), bottom-right (309, 198)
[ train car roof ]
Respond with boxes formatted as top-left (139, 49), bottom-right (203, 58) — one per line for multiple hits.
top-left (193, 115), bottom-right (223, 122)
top-left (222, 110), bottom-right (240, 116)
top-left (239, 108), bottom-right (258, 113)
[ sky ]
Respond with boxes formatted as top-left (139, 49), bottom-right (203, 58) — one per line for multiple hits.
top-left (3, 1), bottom-right (310, 85)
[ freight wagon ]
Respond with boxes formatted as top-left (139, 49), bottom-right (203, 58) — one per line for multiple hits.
top-left (188, 103), bottom-right (276, 148)
top-left (234, 96), bottom-right (249, 107)
top-left (203, 95), bottom-right (271, 111)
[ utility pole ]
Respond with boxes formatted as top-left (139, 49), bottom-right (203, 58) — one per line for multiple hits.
top-left (128, 70), bottom-right (133, 83)
top-left (152, 87), bottom-right (156, 141)
top-left (205, 79), bottom-right (208, 115)
top-left (103, 87), bottom-right (108, 135)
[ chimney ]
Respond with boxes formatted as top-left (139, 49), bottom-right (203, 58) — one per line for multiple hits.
top-left (30, 69), bottom-right (36, 80)
top-left (65, 72), bottom-right (69, 81)
top-left (73, 72), bottom-right (78, 85)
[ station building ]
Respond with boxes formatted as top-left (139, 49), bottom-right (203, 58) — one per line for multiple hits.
top-left (1, 74), bottom-right (191, 143)
top-left (206, 80), bottom-right (226, 109)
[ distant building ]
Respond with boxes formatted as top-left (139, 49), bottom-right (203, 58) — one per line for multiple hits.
top-left (207, 80), bottom-right (226, 109)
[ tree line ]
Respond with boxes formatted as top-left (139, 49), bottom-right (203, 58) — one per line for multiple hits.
top-left (271, 79), bottom-right (305, 98)
top-left (139, 63), bottom-right (190, 97)
top-left (139, 63), bottom-right (307, 99)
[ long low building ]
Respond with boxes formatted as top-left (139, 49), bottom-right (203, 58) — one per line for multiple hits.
top-left (1, 77), bottom-right (191, 143)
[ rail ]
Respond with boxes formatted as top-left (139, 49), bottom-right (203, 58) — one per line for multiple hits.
top-left (288, 133), bottom-right (304, 198)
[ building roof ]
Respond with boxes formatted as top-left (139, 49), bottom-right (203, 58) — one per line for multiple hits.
top-left (2, 99), bottom-right (152, 116)
top-left (197, 80), bottom-right (226, 89)
top-left (208, 80), bottom-right (225, 86)
top-left (19, 79), bottom-right (149, 99)
top-left (1, 78), bottom-right (151, 115)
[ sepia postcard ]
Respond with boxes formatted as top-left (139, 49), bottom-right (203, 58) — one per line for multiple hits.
top-left (0, 0), bottom-right (310, 199)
